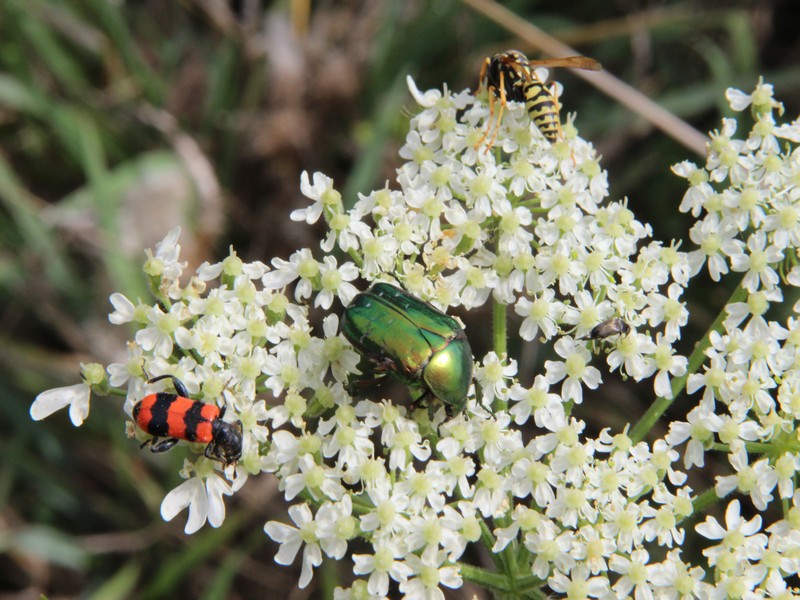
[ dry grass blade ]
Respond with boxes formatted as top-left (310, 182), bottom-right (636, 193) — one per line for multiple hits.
top-left (463, 0), bottom-right (709, 156)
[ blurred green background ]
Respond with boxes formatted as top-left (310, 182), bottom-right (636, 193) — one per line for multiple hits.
top-left (2, 0), bottom-right (799, 598)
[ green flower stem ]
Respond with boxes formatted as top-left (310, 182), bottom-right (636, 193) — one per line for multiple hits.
top-left (691, 487), bottom-right (720, 516)
top-left (744, 441), bottom-right (782, 454)
top-left (347, 247), bottom-right (364, 270)
top-left (709, 442), bottom-right (730, 452)
top-left (458, 563), bottom-right (547, 598)
top-left (512, 575), bottom-right (549, 597)
top-left (480, 518), bottom-right (504, 571)
top-left (628, 279), bottom-right (748, 443)
top-left (710, 440), bottom-right (784, 454)
top-left (493, 298), bottom-right (509, 412)
top-left (459, 563), bottom-right (512, 593)
top-left (471, 519), bottom-right (547, 598)
top-left (496, 537), bottom-right (518, 590)
top-left (146, 274), bottom-right (172, 310)
top-left (493, 298), bottom-right (507, 358)
top-left (349, 494), bottom-right (375, 516)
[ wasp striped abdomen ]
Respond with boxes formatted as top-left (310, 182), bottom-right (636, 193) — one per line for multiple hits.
top-left (523, 78), bottom-right (561, 142)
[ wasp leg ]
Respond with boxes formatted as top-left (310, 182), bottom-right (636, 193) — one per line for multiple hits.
top-left (550, 82), bottom-right (564, 141)
top-left (484, 73), bottom-right (507, 153)
top-left (476, 56), bottom-right (490, 94)
top-left (475, 68), bottom-right (510, 153)
top-left (549, 81), bottom-right (576, 164)
top-left (474, 86), bottom-right (496, 150)
top-left (473, 57), bottom-right (493, 150)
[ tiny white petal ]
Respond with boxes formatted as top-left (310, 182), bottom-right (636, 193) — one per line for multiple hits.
top-left (264, 520), bottom-right (296, 544)
top-left (184, 486), bottom-right (209, 534)
top-left (725, 88), bottom-right (752, 111)
top-left (197, 261), bottom-right (224, 280)
top-left (108, 293), bottom-right (135, 324)
top-left (161, 478), bottom-right (207, 534)
top-left (30, 383), bottom-right (91, 426)
top-left (205, 476), bottom-right (232, 528)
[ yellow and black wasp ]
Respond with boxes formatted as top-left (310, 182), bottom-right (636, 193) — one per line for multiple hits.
top-left (475, 50), bottom-right (601, 152)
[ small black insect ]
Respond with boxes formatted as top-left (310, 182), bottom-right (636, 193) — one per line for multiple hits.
top-left (582, 317), bottom-right (630, 340)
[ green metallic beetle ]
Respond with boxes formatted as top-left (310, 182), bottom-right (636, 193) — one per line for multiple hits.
top-left (341, 283), bottom-right (473, 413)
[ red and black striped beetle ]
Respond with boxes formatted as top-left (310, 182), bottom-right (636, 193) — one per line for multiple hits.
top-left (133, 375), bottom-right (242, 466)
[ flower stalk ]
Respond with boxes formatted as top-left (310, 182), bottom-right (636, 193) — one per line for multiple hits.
top-left (629, 277), bottom-right (749, 443)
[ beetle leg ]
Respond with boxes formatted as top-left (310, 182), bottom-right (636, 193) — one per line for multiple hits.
top-left (409, 389), bottom-right (446, 421)
top-left (345, 373), bottom-right (388, 398)
top-left (375, 356), bottom-right (399, 373)
top-left (408, 386), bottom-right (432, 409)
top-left (205, 441), bottom-right (221, 462)
top-left (142, 437), bottom-right (180, 453)
top-left (147, 374), bottom-right (189, 398)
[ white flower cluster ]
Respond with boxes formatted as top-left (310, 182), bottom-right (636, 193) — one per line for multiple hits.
top-left (30, 75), bottom-right (800, 598)
top-left (666, 78), bottom-right (800, 597)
